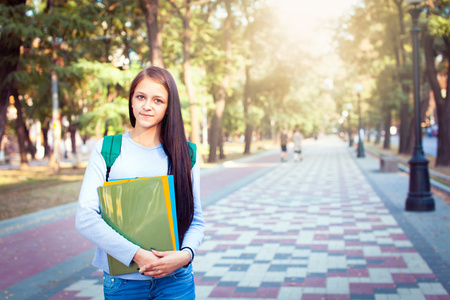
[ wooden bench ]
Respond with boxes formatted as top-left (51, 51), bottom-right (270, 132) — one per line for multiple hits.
top-left (380, 155), bottom-right (398, 172)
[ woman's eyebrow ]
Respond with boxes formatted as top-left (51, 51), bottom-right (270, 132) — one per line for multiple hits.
top-left (135, 90), bottom-right (166, 99)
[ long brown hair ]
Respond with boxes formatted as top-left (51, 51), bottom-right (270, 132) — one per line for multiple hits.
top-left (128, 66), bottom-right (194, 246)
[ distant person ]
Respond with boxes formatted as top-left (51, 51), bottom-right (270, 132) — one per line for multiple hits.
top-left (292, 127), bottom-right (303, 162)
top-left (280, 129), bottom-right (288, 162)
top-left (76, 66), bottom-right (205, 299)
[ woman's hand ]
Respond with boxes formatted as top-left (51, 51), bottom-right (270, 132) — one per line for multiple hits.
top-left (133, 248), bottom-right (159, 270)
top-left (138, 249), bottom-right (191, 278)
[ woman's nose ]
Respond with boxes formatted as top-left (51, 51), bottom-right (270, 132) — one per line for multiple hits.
top-left (143, 100), bottom-right (152, 110)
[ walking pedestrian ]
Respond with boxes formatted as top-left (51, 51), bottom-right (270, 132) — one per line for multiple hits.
top-left (292, 126), bottom-right (303, 162)
top-left (76, 66), bottom-right (205, 300)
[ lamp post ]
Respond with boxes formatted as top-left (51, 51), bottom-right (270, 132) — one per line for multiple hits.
top-left (346, 103), bottom-right (353, 147)
top-left (405, 0), bottom-right (434, 211)
top-left (354, 84), bottom-right (365, 158)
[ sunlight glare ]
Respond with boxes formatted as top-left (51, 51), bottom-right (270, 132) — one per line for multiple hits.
top-left (270, 0), bottom-right (360, 53)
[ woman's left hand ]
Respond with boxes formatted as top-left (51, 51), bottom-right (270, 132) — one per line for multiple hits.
top-left (138, 249), bottom-right (191, 278)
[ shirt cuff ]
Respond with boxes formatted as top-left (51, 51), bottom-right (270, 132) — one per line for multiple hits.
top-left (181, 247), bottom-right (194, 263)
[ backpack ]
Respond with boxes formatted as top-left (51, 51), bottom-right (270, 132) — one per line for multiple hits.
top-left (101, 134), bottom-right (197, 182)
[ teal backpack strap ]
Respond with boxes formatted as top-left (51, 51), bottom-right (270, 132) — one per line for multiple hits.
top-left (101, 134), bottom-right (123, 182)
top-left (187, 142), bottom-right (197, 168)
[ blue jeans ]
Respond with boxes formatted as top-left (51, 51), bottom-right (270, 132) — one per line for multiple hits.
top-left (103, 265), bottom-right (195, 300)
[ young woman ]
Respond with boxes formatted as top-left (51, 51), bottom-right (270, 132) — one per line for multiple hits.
top-left (76, 66), bottom-right (205, 299)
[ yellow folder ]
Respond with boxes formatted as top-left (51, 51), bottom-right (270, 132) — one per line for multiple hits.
top-left (98, 175), bottom-right (178, 275)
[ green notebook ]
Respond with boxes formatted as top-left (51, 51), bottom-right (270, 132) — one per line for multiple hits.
top-left (98, 176), bottom-right (177, 275)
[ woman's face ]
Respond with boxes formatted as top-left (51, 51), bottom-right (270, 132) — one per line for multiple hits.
top-left (131, 77), bottom-right (168, 132)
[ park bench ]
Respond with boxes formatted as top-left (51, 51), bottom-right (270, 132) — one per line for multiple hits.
top-left (379, 154), bottom-right (398, 173)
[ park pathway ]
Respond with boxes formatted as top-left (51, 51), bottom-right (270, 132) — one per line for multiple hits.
top-left (1, 136), bottom-right (449, 299)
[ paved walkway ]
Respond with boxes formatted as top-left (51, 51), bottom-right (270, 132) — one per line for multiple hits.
top-left (1, 135), bottom-right (449, 300)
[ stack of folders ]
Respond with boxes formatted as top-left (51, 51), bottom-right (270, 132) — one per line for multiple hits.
top-left (97, 175), bottom-right (179, 275)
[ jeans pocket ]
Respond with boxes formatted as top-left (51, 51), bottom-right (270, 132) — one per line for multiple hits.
top-left (103, 273), bottom-right (125, 294)
top-left (171, 265), bottom-right (194, 284)
top-left (157, 266), bottom-right (194, 299)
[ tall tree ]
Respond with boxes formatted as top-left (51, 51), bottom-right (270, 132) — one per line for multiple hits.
top-left (12, 89), bottom-right (28, 168)
top-left (393, 0), bottom-right (414, 154)
top-left (208, 0), bottom-right (232, 162)
top-left (0, 0), bottom-right (26, 154)
top-left (168, 0), bottom-right (201, 145)
top-left (141, 0), bottom-right (165, 67)
top-left (333, 0), bottom-right (417, 150)
top-left (423, 0), bottom-right (450, 166)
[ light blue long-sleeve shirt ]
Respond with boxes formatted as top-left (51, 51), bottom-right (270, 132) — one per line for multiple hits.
top-left (76, 132), bottom-right (205, 280)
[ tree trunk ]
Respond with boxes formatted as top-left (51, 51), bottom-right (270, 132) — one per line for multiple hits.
top-left (0, 0), bottom-right (25, 152)
top-left (208, 112), bottom-right (219, 162)
top-left (0, 93), bottom-right (9, 154)
top-left (13, 89), bottom-right (28, 169)
top-left (69, 123), bottom-right (77, 154)
top-left (48, 69), bottom-right (61, 172)
top-left (405, 84), bottom-right (430, 156)
top-left (219, 128), bottom-right (224, 159)
top-left (24, 122), bottom-right (36, 159)
top-left (42, 124), bottom-right (50, 157)
top-left (208, 0), bottom-right (231, 163)
top-left (375, 118), bottom-right (382, 145)
top-left (104, 119), bottom-right (109, 137)
top-left (244, 125), bottom-right (252, 154)
top-left (69, 122), bottom-right (78, 168)
top-left (383, 110), bottom-right (391, 149)
top-left (182, 0), bottom-right (200, 145)
top-left (95, 118), bottom-right (102, 140)
top-left (393, 0), bottom-right (411, 155)
top-left (243, 65), bottom-right (252, 154)
top-left (398, 99), bottom-right (410, 153)
top-left (140, 0), bottom-right (165, 67)
top-left (423, 31), bottom-right (450, 166)
top-left (405, 113), bottom-right (415, 155)
top-left (208, 93), bottom-right (225, 162)
top-left (436, 102), bottom-right (450, 166)
top-left (106, 84), bottom-right (119, 103)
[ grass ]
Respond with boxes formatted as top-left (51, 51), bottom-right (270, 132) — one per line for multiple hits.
top-left (0, 140), bottom-right (277, 221)
top-left (198, 139), bottom-right (277, 169)
top-left (0, 162), bottom-right (87, 220)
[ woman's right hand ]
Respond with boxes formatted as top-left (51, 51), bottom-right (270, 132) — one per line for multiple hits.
top-left (133, 248), bottom-right (158, 269)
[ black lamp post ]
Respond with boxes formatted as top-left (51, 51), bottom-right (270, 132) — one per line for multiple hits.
top-left (405, 0), bottom-right (434, 211)
top-left (354, 84), bottom-right (365, 158)
top-left (347, 103), bottom-right (353, 147)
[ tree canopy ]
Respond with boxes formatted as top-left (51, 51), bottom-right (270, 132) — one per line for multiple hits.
top-left (1, 0), bottom-right (449, 167)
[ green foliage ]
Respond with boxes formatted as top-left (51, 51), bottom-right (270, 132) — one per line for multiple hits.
top-left (79, 97), bottom-right (129, 137)
top-left (427, 0), bottom-right (450, 37)
top-left (331, 0), bottom-right (418, 135)
top-left (0, 4), bottom-right (41, 43)
top-left (75, 59), bottom-right (137, 87)
top-left (9, 0), bottom-right (444, 157)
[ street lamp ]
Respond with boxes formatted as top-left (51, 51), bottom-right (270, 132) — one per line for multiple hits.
top-left (346, 103), bottom-right (353, 147)
top-left (405, 0), bottom-right (435, 211)
top-left (354, 84), bottom-right (365, 158)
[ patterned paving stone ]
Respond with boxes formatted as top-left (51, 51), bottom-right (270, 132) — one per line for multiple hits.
top-left (3, 137), bottom-right (448, 300)
top-left (194, 141), bottom-right (449, 299)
